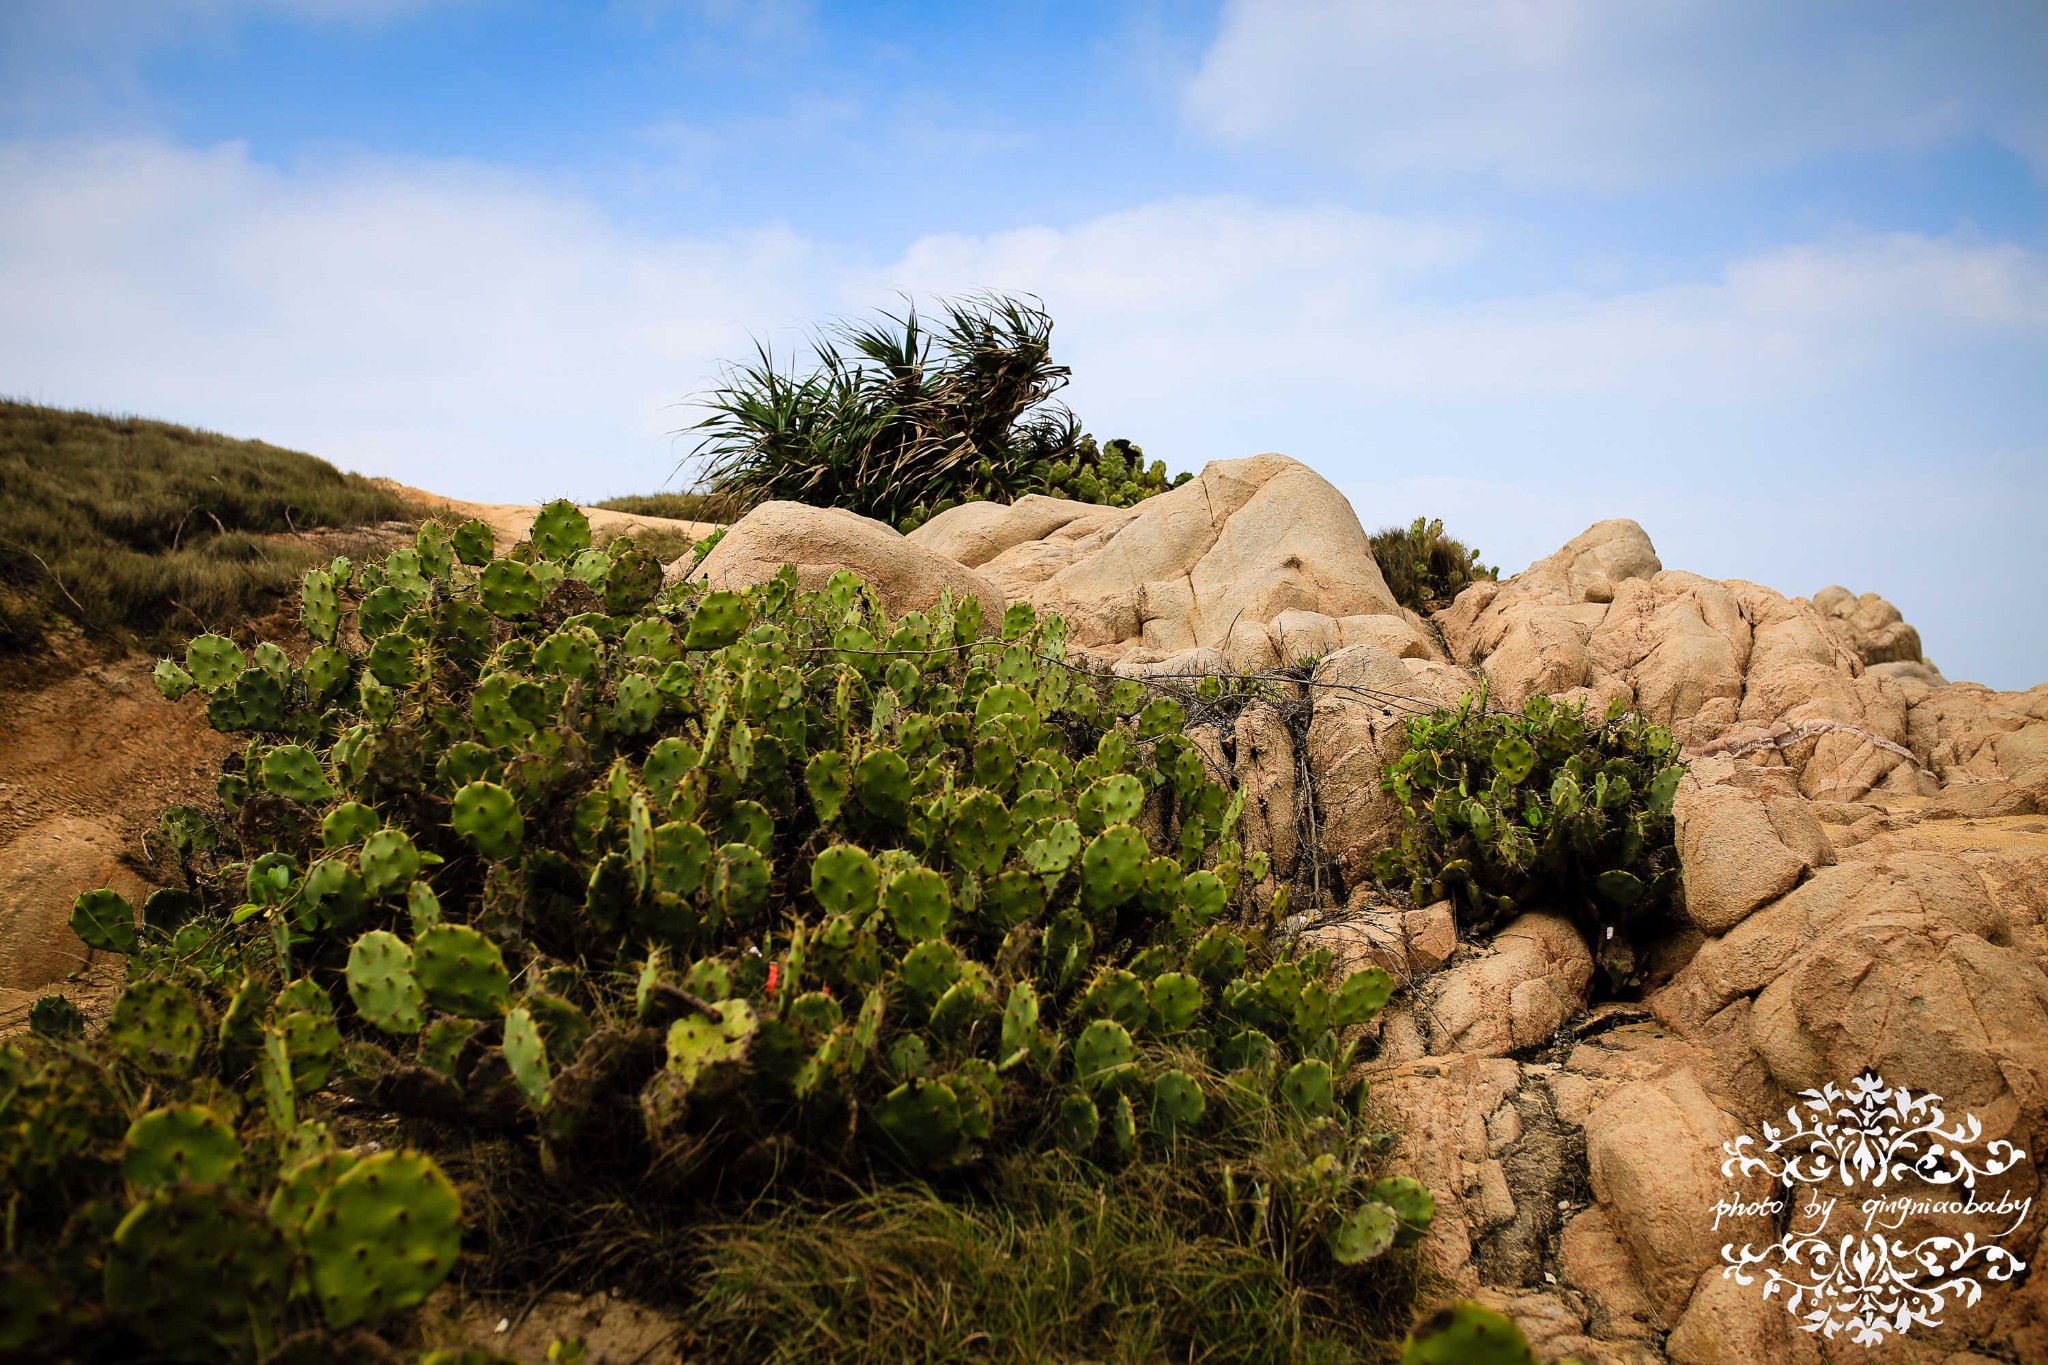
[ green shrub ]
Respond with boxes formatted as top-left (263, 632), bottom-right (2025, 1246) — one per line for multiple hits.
top-left (688, 295), bottom-right (1187, 532)
top-left (1372, 691), bottom-right (1684, 990)
top-left (3, 504), bottom-right (1428, 1359)
top-left (1368, 518), bottom-right (1495, 615)
top-left (0, 399), bottom-right (411, 654)
top-left (592, 490), bottom-right (718, 522)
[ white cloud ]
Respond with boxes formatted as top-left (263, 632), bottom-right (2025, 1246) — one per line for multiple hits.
top-left (0, 138), bottom-right (835, 500)
top-left (2, 136), bottom-right (2043, 682)
top-left (1184, 0), bottom-right (2048, 188)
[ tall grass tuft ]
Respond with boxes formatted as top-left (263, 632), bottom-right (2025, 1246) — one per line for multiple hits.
top-left (0, 399), bottom-right (410, 653)
top-left (1368, 517), bottom-right (1496, 615)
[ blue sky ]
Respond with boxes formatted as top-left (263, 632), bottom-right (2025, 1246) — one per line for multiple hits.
top-left (3, 1), bottom-right (2045, 688)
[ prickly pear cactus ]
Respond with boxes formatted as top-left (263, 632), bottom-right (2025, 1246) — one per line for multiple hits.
top-left (1399, 1301), bottom-right (1536, 1365)
top-left (120, 1105), bottom-right (241, 1191)
top-left (345, 930), bottom-right (426, 1034)
top-left (413, 924), bottom-right (510, 1018)
top-left (15, 499), bottom-right (1433, 1356)
top-left (302, 1150), bottom-right (462, 1328)
top-left (103, 1185), bottom-right (291, 1353)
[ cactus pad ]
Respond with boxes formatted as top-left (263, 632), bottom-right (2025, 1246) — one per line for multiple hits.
top-left (413, 924), bottom-right (511, 1018)
top-left (503, 1006), bottom-right (551, 1107)
top-left (682, 590), bottom-right (750, 650)
top-left (451, 781), bottom-right (523, 861)
top-left (529, 499), bottom-right (591, 561)
top-left (1072, 1019), bottom-right (1134, 1091)
top-left (1279, 1059), bottom-right (1335, 1117)
top-left (1146, 972), bottom-right (1203, 1034)
top-left (478, 560), bottom-right (544, 617)
top-left (1399, 1302), bottom-right (1535, 1365)
top-left (870, 1078), bottom-right (963, 1164)
top-left (120, 1105), bottom-right (242, 1192)
top-left (359, 828), bottom-right (421, 898)
top-left (452, 518), bottom-right (494, 565)
top-left (303, 1150), bottom-right (462, 1328)
top-left (69, 887), bottom-right (137, 955)
top-left (1329, 1202), bottom-right (1398, 1265)
top-left (1052, 1091), bottom-right (1099, 1152)
top-left (105, 978), bottom-right (203, 1071)
top-left (27, 993), bottom-right (85, 1038)
top-left (263, 743), bottom-right (335, 804)
top-left (1369, 1175), bottom-right (1436, 1246)
top-left (809, 844), bottom-right (879, 916)
top-left (664, 999), bottom-right (757, 1093)
top-left (1080, 825), bottom-right (1147, 909)
top-left (104, 1186), bottom-right (290, 1352)
top-left (321, 801), bottom-right (381, 848)
top-left (1149, 1070), bottom-right (1204, 1133)
top-left (183, 633), bottom-right (246, 690)
top-left (882, 866), bottom-right (951, 942)
top-left (152, 658), bottom-right (196, 700)
top-left (345, 930), bottom-right (426, 1034)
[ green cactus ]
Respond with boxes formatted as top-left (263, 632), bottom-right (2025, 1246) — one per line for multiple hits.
top-left (1146, 972), bottom-right (1203, 1034)
top-left (1072, 1019), bottom-right (1134, 1091)
top-left (153, 657), bottom-right (196, 700)
top-left (321, 801), bottom-right (381, 848)
top-left (883, 866), bottom-right (952, 941)
top-left (1370, 1175), bottom-right (1436, 1246)
top-left (1078, 968), bottom-right (1148, 1032)
top-left (304, 643), bottom-right (351, 703)
top-left (998, 981), bottom-right (1048, 1071)
top-left (683, 589), bottom-right (750, 650)
top-left (452, 517), bottom-right (494, 565)
top-left (898, 939), bottom-right (963, 1004)
top-left (1329, 1202), bottom-right (1398, 1265)
top-left (302, 1150), bottom-right (462, 1328)
top-left (870, 1078), bottom-right (963, 1165)
top-left (853, 748), bottom-right (911, 823)
top-left (69, 887), bottom-right (137, 955)
top-left (1023, 818), bottom-right (1082, 877)
top-left (359, 828), bottom-right (421, 898)
top-left (262, 743), bottom-right (334, 804)
top-left (27, 993), bottom-right (85, 1038)
top-left (1150, 1070), bottom-right (1204, 1133)
top-left (664, 999), bottom-right (757, 1092)
top-left (1052, 1091), bottom-right (1099, 1152)
top-left (420, 1017), bottom-right (482, 1079)
top-left (947, 788), bottom-right (1013, 875)
top-left (1080, 825), bottom-right (1147, 909)
top-left (1331, 966), bottom-right (1396, 1027)
top-left (120, 1105), bottom-right (241, 1192)
top-left (478, 559), bottom-right (545, 617)
top-left (183, 633), bottom-right (245, 690)
top-left (413, 923), bottom-right (511, 1018)
top-left (810, 844), bottom-right (880, 916)
top-left (603, 545), bottom-right (664, 614)
top-left (1279, 1059), bottom-right (1335, 1118)
top-left (104, 978), bottom-right (203, 1071)
top-left (267, 1149), bottom-right (358, 1241)
top-left (1399, 1302), bottom-right (1536, 1365)
top-left (529, 499), bottom-right (592, 561)
top-left (103, 1185), bottom-right (290, 1352)
top-left (711, 842), bottom-right (770, 922)
top-left (451, 780), bottom-right (523, 861)
top-left (345, 930), bottom-right (426, 1034)
top-left (503, 1006), bottom-right (552, 1107)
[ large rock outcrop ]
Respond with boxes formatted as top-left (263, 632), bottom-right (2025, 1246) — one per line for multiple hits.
top-left (667, 500), bottom-right (1006, 624)
top-left (908, 454), bottom-right (1427, 670)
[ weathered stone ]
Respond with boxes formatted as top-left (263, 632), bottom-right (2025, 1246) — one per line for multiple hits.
top-left (670, 500), bottom-right (1005, 623)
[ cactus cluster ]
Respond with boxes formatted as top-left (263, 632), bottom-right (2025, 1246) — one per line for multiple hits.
top-left (2, 503), bottom-right (1436, 1359)
top-left (1374, 689), bottom-right (1685, 989)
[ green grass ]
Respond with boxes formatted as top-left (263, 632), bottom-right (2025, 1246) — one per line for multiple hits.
top-left (593, 490), bottom-right (719, 521)
top-left (1368, 518), bottom-right (1496, 615)
top-left (0, 399), bottom-right (412, 653)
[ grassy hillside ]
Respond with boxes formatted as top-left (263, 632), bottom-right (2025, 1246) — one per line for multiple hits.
top-left (0, 399), bottom-right (411, 654)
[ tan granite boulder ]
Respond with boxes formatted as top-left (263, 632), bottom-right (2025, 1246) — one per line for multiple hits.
top-left (669, 500), bottom-right (1005, 623)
